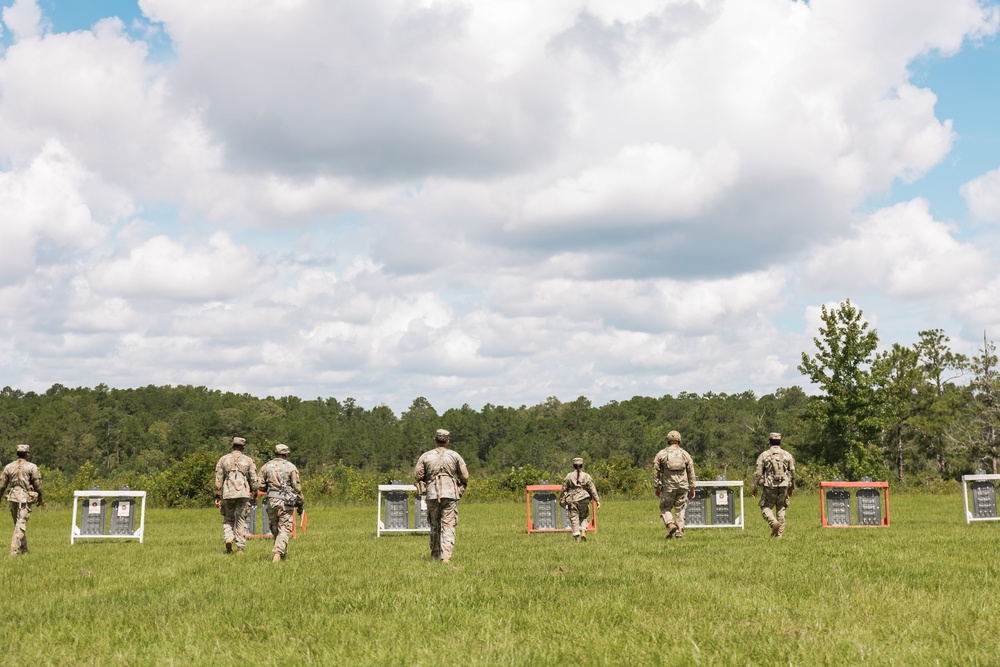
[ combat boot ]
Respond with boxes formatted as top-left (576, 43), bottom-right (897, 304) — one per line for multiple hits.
top-left (666, 522), bottom-right (678, 538)
top-left (770, 521), bottom-right (780, 537)
top-left (225, 541), bottom-right (233, 554)
top-left (236, 548), bottom-right (245, 556)
top-left (573, 534), bottom-right (581, 542)
top-left (442, 557), bottom-right (451, 564)
top-left (272, 553), bottom-right (282, 563)
top-left (776, 521), bottom-right (785, 538)
top-left (580, 532), bottom-right (588, 542)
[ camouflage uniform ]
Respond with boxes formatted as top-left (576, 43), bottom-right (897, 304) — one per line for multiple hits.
top-left (214, 439), bottom-right (258, 552)
top-left (258, 444), bottom-right (302, 561)
top-left (414, 430), bottom-right (469, 563)
top-left (560, 458), bottom-right (600, 539)
top-left (653, 432), bottom-right (696, 538)
top-left (751, 434), bottom-right (796, 537)
top-left (0, 445), bottom-right (43, 556)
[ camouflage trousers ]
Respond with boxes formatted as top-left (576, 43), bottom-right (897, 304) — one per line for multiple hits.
top-left (265, 502), bottom-right (293, 556)
top-left (427, 498), bottom-right (459, 561)
top-left (8, 501), bottom-right (31, 555)
top-left (659, 488), bottom-right (689, 534)
top-left (220, 498), bottom-right (252, 549)
top-left (566, 500), bottom-right (591, 536)
top-left (758, 486), bottom-right (790, 526)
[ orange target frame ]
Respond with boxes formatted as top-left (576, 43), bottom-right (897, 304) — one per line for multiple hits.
top-left (819, 480), bottom-right (890, 528)
top-left (248, 490), bottom-right (307, 539)
top-left (525, 484), bottom-right (598, 534)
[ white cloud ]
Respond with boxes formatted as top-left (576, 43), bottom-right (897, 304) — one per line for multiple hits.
top-left (0, 141), bottom-right (108, 285)
top-left (806, 199), bottom-right (986, 299)
top-left (0, 0), bottom-right (999, 411)
top-left (961, 165), bottom-right (1000, 223)
top-left (87, 232), bottom-right (267, 300)
top-left (1, 0), bottom-right (42, 41)
top-left (518, 142), bottom-right (740, 229)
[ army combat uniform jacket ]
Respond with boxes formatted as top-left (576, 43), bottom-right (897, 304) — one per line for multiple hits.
top-left (214, 450), bottom-right (258, 500)
top-left (259, 458), bottom-right (302, 508)
top-left (0, 459), bottom-right (42, 504)
top-left (752, 445), bottom-right (795, 492)
top-left (653, 445), bottom-right (696, 491)
top-left (414, 447), bottom-right (469, 500)
top-left (560, 470), bottom-right (600, 506)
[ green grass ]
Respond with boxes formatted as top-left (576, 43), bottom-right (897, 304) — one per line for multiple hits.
top-left (1, 493), bottom-right (998, 666)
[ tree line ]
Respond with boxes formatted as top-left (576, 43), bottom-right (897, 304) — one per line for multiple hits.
top-left (0, 300), bottom-right (996, 506)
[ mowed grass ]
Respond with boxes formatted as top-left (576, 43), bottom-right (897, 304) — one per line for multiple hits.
top-left (0, 493), bottom-right (998, 666)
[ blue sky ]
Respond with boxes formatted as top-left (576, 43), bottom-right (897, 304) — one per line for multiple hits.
top-left (2, 0), bottom-right (1000, 413)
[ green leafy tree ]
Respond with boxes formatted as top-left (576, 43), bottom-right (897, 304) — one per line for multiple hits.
top-left (873, 343), bottom-right (923, 482)
top-left (798, 300), bottom-right (885, 479)
top-left (963, 334), bottom-right (1000, 474)
top-left (912, 329), bottom-right (969, 475)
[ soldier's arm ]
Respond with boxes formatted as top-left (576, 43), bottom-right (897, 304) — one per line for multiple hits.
top-left (290, 467), bottom-right (302, 496)
top-left (214, 460), bottom-right (224, 498)
top-left (787, 454), bottom-right (796, 492)
top-left (0, 469), bottom-right (8, 496)
top-left (652, 453), bottom-right (663, 486)
top-left (686, 455), bottom-right (696, 496)
top-left (31, 466), bottom-right (43, 501)
top-left (586, 477), bottom-right (600, 505)
top-left (456, 455), bottom-right (470, 486)
top-left (248, 460), bottom-right (259, 495)
top-left (750, 455), bottom-right (764, 493)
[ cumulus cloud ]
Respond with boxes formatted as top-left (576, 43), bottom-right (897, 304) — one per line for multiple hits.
top-left (0, 141), bottom-right (107, 285)
top-left (961, 165), bottom-right (1000, 222)
top-left (806, 199), bottom-right (986, 299)
top-left (0, 0), bottom-right (999, 410)
top-left (1, 0), bottom-right (42, 41)
top-left (518, 142), bottom-right (740, 229)
top-left (87, 232), bottom-right (267, 300)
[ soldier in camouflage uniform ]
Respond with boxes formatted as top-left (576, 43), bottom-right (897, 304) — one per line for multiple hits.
top-left (213, 436), bottom-right (258, 555)
top-left (259, 443), bottom-right (303, 563)
top-left (414, 429), bottom-right (469, 564)
top-left (652, 430), bottom-right (696, 539)
top-left (0, 444), bottom-right (43, 556)
top-left (751, 433), bottom-right (795, 537)
top-left (560, 457), bottom-right (601, 542)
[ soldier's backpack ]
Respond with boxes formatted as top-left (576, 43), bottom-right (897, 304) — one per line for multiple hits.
top-left (764, 450), bottom-right (790, 486)
top-left (665, 448), bottom-right (688, 471)
top-left (225, 453), bottom-right (249, 494)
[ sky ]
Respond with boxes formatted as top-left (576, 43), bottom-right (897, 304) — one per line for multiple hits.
top-left (2, 0), bottom-right (1000, 414)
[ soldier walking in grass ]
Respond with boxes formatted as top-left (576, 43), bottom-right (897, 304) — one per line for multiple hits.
top-left (560, 457), bottom-right (601, 542)
top-left (213, 436), bottom-right (258, 555)
top-left (653, 430), bottom-right (696, 539)
top-left (259, 443), bottom-right (303, 563)
top-left (751, 433), bottom-right (796, 538)
top-left (414, 429), bottom-right (469, 564)
top-left (0, 444), bottom-right (43, 556)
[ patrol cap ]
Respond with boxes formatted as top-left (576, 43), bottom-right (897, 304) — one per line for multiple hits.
top-left (232, 437), bottom-right (247, 447)
top-left (572, 457), bottom-right (584, 466)
top-left (435, 429), bottom-right (450, 439)
top-left (16, 444), bottom-right (29, 453)
top-left (769, 433), bottom-right (782, 441)
top-left (275, 443), bottom-right (290, 455)
top-left (666, 430), bottom-right (682, 444)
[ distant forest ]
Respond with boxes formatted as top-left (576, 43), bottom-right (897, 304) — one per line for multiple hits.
top-left (1, 301), bottom-right (997, 506)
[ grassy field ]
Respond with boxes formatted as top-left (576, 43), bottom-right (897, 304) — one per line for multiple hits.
top-left (0, 492), bottom-right (998, 666)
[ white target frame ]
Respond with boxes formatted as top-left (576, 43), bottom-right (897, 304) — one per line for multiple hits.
top-left (683, 480), bottom-right (745, 530)
top-left (70, 489), bottom-right (147, 544)
top-left (961, 473), bottom-right (1000, 524)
